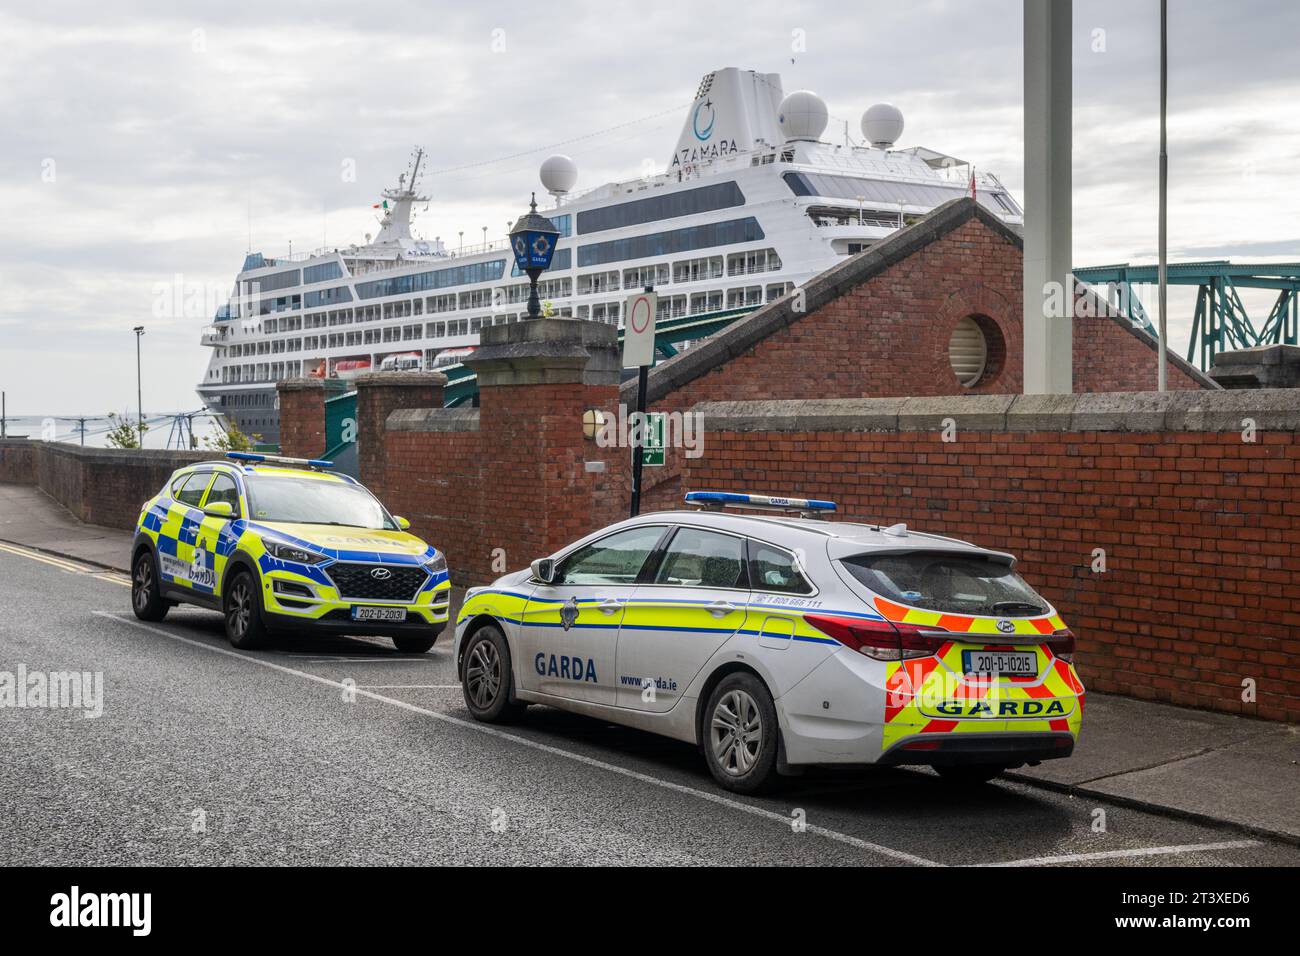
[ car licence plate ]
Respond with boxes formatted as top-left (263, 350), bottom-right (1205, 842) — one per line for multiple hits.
top-left (963, 649), bottom-right (1038, 677)
top-left (352, 606), bottom-right (408, 623)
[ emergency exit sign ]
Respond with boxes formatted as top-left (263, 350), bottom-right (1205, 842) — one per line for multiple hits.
top-left (640, 412), bottom-right (665, 467)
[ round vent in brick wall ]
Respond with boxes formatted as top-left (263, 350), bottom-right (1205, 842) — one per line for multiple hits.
top-left (948, 316), bottom-right (989, 387)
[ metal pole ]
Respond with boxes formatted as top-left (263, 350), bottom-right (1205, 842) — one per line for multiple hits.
top-left (629, 364), bottom-right (648, 519)
top-left (1157, 0), bottom-right (1169, 391)
top-left (629, 285), bottom-right (653, 519)
top-left (135, 330), bottom-right (144, 438)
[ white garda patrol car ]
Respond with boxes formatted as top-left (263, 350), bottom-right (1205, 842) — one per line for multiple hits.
top-left (454, 492), bottom-right (1084, 793)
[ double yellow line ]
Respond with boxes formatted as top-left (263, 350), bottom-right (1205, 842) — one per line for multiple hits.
top-left (0, 540), bottom-right (130, 587)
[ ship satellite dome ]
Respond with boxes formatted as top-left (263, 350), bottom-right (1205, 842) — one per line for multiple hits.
top-left (540, 154), bottom-right (578, 195)
top-left (777, 91), bottom-right (828, 142)
top-left (862, 103), bottom-right (905, 149)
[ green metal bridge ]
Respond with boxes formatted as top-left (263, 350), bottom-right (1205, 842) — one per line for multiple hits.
top-left (1073, 261), bottom-right (1300, 371)
top-left (440, 305), bottom-right (760, 407)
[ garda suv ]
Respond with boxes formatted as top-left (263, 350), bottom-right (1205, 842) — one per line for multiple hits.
top-left (131, 452), bottom-right (450, 652)
top-left (454, 491), bottom-right (1083, 793)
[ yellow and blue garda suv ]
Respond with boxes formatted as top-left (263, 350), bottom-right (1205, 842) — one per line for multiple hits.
top-left (130, 452), bottom-right (450, 652)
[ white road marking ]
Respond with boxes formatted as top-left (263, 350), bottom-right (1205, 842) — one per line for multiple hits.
top-left (978, 840), bottom-right (1260, 867)
top-left (359, 684), bottom-right (462, 689)
top-left (302, 657), bottom-right (433, 664)
top-left (93, 611), bottom-right (941, 867)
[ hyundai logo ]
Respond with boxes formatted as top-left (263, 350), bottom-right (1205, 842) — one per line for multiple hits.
top-left (996, 619), bottom-right (1015, 633)
top-left (370, 568), bottom-right (392, 580)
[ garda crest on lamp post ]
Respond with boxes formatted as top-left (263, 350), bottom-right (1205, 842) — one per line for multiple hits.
top-left (508, 192), bottom-right (561, 320)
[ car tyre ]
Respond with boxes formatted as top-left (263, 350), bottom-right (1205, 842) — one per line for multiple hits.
top-left (934, 764), bottom-right (1004, 785)
top-left (461, 623), bottom-right (526, 723)
top-left (224, 569), bottom-right (269, 649)
top-left (703, 672), bottom-right (779, 794)
top-left (131, 550), bottom-right (169, 622)
top-left (392, 632), bottom-right (437, 654)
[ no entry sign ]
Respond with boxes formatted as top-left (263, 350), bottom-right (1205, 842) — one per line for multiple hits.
top-left (622, 291), bottom-right (658, 368)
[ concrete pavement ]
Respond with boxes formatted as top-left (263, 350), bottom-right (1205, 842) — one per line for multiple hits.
top-left (1, 480), bottom-right (1296, 850)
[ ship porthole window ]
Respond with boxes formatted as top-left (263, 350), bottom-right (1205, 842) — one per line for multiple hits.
top-left (948, 315), bottom-right (998, 388)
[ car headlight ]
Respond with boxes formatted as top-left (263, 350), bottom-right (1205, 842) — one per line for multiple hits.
top-left (267, 541), bottom-right (327, 565)
top-left (424, 552), bottom-right (447, 575)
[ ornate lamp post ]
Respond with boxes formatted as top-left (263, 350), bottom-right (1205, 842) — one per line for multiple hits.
top-left (509, 193), bottom-right (561, 320)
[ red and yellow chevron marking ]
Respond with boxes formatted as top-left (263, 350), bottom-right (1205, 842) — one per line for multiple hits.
top-left (877, 598), bottom-right (1084, 752)
top-left (874, 597), bottom-right (1066, 635)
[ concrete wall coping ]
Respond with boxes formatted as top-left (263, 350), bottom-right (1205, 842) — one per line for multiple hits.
top-left (1, 441), bottom-right (212, 466)
top-left (354, 370), bottom-right (447, 389)
top-left (467, 317), bottom-right (620, 388)
top-left (277, 376), bottom-right (348, 393)
top-left (387, 407), bottom-right (480, 433)
top-left (692, 389), bottom-right (1300, 433)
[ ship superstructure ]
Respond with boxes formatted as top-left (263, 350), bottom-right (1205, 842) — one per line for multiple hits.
top-left (197, 68), bottom-right (1022, 442)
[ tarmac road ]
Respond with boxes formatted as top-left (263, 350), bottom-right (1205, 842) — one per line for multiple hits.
top-left (1, 545), bottom-right (1296, 867)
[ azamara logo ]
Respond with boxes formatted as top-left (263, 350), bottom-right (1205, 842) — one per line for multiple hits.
top-left (49, 886), bottom-right (151, 937)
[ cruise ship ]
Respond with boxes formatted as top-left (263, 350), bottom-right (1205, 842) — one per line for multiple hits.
top-left (197, 67), bottom-right (1024, 443)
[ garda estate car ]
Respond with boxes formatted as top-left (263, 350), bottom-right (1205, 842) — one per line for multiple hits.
top-left (131, 452), bottom-right (450, 652)
top-left (454, 491), bottom-right (1084, 793)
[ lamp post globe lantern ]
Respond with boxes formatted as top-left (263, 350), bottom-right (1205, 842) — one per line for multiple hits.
top-left (509, 192), bottom-right (561, 320)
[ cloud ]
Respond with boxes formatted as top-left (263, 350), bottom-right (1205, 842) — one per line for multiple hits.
top-left (2, 0), bottom-right (1297, 415)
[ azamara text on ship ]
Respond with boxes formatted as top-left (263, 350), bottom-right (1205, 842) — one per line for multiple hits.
top-left (197, 68), bottom-right (1023, 443)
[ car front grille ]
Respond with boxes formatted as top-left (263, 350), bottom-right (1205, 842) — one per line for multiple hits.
top-left (326, 563), bottom-right (427, 602)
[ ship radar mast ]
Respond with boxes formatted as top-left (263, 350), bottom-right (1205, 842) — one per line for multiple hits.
top-left (374, 147), bottom-right (431, 245)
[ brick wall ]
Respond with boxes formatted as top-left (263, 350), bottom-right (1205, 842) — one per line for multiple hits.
top-left (277, 377), bottom-right (346, 459)
top-left (357, 320), bottom-right (629, 585)
top-left (0, 440), bottom-right (36, 484)
top-left (681, 392), bottom-right (1300, 722)
top-left (628, 207), bottom-right (1209, 512)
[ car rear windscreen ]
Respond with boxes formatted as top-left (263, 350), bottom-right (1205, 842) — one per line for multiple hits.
top-left (839, 551), bottom-right (1048, 617)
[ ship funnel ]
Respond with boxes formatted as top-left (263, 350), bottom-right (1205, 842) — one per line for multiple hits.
top-left (668, 67), bottom-right (785, 174)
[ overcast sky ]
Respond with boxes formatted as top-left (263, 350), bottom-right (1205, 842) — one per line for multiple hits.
top-left (2, 0), bottom-right (1297, 420)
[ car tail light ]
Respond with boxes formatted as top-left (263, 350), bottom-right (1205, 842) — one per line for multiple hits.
top-left (805, 614), bottom-right (947, 661)
top-left (1046, 628), bottom-right (1075, 662)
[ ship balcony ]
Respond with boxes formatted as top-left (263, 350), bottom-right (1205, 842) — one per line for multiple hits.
top-left (200, 326), bottom-right (227, 347)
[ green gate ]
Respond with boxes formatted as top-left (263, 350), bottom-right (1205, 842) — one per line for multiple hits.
top-left (324, 390), bottom-right (359, 477)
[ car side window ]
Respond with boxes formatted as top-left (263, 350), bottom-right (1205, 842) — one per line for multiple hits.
top-left (203, 475), bottom-right (241, 515)
top-left (555, 525), bottom-right (665, 586)
top-left (174, 473), bottom-right (211, 507)
top-left (655, 528), bottom-right (747, 589)
top-left (749, 542), bottom-right (814, 595)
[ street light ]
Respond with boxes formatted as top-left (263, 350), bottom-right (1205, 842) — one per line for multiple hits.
top-left (132, 326), bottom-right (145, 443)
top-left (509, 193), bottom-right (561, 320)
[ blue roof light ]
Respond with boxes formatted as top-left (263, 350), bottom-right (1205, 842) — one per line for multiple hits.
top-left (225, 452), bottom-right (335, 470)
top-left (685, 491), bottom-right (837, 514)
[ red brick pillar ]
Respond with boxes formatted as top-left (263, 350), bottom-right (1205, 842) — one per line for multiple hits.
top-left (354, 371), bottom-right (447, 493)
top-left (464, 319), bottom-right (626, 575)
top-left (276, 377), bottom-right (347, 458)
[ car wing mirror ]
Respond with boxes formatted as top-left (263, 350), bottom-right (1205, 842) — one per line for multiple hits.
top-left (530, 558), bottom-right (556, 584)
top-left (394, 516), bottom-right (411, 531)
top-left (203, 501), bottom-right (235, 520)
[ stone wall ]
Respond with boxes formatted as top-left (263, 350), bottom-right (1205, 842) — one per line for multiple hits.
top-left (0, 440), bottom-right (208, 529)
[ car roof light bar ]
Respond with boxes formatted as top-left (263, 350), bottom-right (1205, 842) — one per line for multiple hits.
top-left (684, 491), bottom-right (837, 518)
top-left (225, 452), bottom-right (335, 470)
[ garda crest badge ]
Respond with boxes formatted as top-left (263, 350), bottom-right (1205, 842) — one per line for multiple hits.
top-left (560, 597), bottom-right (580, 632)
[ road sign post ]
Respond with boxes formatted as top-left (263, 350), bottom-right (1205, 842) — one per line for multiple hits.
top-left (624, 289), bottom-right (658, 518)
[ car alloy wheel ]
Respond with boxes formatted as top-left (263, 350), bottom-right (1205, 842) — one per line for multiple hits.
top-left (465, 639), bottom-right (502, 709)
top-left (227, 578), bottom-right (252, 640)
top-left (133, 558), bottom-right (153, 613)
top-left (710, 689), bottom-right (764, 776)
